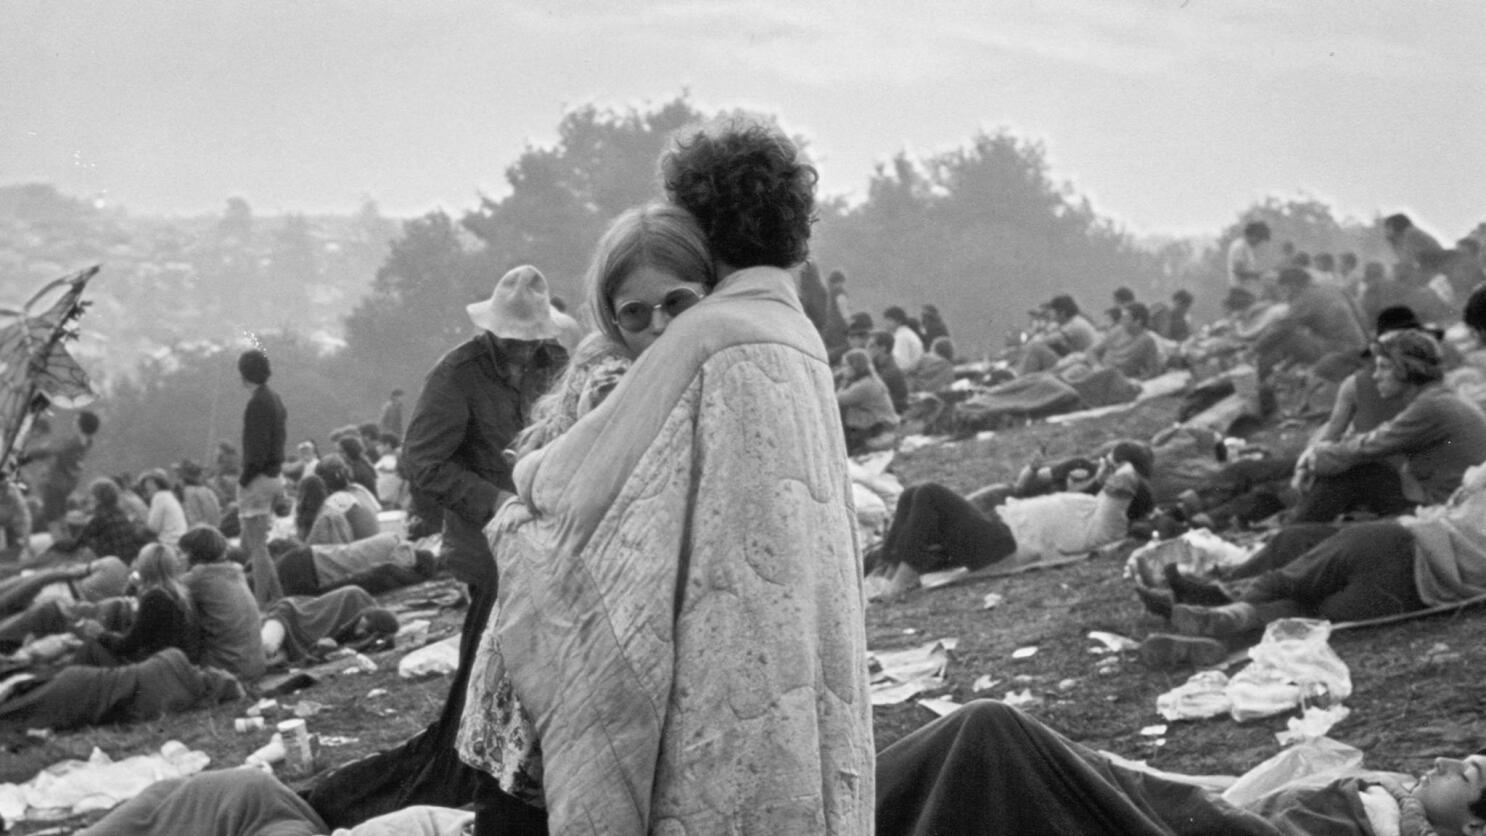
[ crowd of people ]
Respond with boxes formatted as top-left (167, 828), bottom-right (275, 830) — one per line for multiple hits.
top-left (3, 116), bottom-right (1486, 836)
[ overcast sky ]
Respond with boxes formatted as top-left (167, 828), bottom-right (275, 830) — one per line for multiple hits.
top-left (4, 1), bottom-right (1484, 239)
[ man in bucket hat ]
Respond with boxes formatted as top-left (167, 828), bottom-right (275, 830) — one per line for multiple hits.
top-left (307, 265), bottom-right (567, 825)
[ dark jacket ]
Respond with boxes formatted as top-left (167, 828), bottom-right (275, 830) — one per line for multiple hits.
top-left (402, 333), bottom-right (567, 590)
top-left (240, 384), bottom-right (286, 486)
top-left (873, 354), bottom-right (910, 413)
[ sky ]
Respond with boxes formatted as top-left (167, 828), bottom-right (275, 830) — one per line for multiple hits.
top-left (4, 0), bottom-right (1485, 240)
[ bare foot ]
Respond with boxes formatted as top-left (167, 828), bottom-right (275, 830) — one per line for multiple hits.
top-left (879, 562), bottom-right (922, 602)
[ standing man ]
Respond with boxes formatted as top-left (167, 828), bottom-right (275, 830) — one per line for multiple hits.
top-left (303, 264), bottom-right (567, 828)
top-left (237, 349), bottom-right (286, 607)
top-left (1227, 220), bottom-right (1271, 289)
top-left (378, 389), bottom-right (404, 439)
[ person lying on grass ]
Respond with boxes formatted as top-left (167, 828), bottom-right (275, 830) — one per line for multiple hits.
top-left (259, 586), bottom-right (399, 666)
top-left (77, 700), bottom-right (1486, 836)
top-left (876, 699), bottom-right (1486, 836)
top-left (1137, 459), bottom-right (1486, 669)
top-left (871, 445), bottom-right (1151, 600)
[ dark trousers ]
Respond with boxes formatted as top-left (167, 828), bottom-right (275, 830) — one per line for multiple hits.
top-left (1242, 521), bottom-right (1425, 622)
top-left (1289, 461), bottom-right (1412, 524)
top-left (1226, 523), bottom-right (1340, 580)
top-left (884, 484), bottom-right (1018, 574)
top-left (876, 700), bottom-right (1274, 836)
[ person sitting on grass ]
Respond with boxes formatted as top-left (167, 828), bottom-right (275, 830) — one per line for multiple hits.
top-left (180, 524), bottom-right (266, 682)
top-left (838, 348), bottom-right (900, 454)
top-left (907, 336), bottom-right (957, 394)
top-left (872, 451), bottom-right (1148, 600)
top-left (49, 477), bottom-right (150, 564)
top-left (139, 467), bottom-right (188, 549)
top-left (315, 454), bottom-right (381, 541)
top-left (69, 542), bottom-right (203, 667)
top-left (1288, 329), bottom-right (1486, 524)
top-left (294, 474), bottom-right (353, 546)
top-left (177, 459), bottom-right (223, 529)
top-left (1138, 459), bottom-right (1486, 669)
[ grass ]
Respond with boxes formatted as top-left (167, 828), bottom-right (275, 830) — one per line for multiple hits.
top-left (6, 392), bottom-right (1485, 832)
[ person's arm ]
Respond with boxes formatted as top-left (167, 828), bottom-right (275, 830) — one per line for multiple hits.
top-left (400, 367), bottom-right (503, 527)
top-left (97, 589), bottom-right (176, 659)
top-left (1315, 376), bottom-right (1360, 444)
top-left (1310, 396), bottom-right (1444, 475)
top-left (836, 378), bottom-right (876, 408)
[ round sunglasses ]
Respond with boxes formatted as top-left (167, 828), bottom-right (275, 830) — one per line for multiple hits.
top-left (614, 287), bottom-right (704, 333)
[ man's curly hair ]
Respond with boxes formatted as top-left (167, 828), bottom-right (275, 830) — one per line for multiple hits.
top-left (660, 117), bottom-right (817, 273)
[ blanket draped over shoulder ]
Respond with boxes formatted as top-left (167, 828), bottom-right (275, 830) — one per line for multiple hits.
top-left (495, 267), bottom-right (875, 835)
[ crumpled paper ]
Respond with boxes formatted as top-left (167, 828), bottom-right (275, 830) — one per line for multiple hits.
top-left (397, 634), bottom-right (461, 679)
top-left (0, 740), bottom-right (210, 825)
top-left (869, 639), bottom-right (956, 706)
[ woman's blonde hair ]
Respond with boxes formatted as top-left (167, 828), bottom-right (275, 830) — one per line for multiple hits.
top-left (581, 202), bottom-right (715, 348)
top-left (842, 348), bottom-right (877, 380)
top-left (133, 542), bottom-right (191, 609)
top-left (511, 204), bottom-right (714, 459)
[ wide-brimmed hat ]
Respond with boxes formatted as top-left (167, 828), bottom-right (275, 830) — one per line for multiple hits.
top-left (466, 265), bottom-right (560, 341)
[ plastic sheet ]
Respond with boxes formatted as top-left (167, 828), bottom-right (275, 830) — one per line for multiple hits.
top-left (1229, 619), bottom-right (1351, 721)
top-left (1221, 737), bottom-right (1364, 809)
top-left (0, 740), bottom-right (209, 825)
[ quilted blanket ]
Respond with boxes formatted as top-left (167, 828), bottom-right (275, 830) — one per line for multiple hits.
top-left (495, 267), bottom-right (875, 835)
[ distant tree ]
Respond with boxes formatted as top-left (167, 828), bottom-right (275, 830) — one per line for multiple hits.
top-left (342, 210), bottom-right (483, 393)
top-left (813, 130), bottom-right (1159, 355)
top-left (460, 96), bottom-right (709, 303)
top-left (91, 333), bottom-right (368, 480)
top-left (263, 214), bottom-right (318, 329)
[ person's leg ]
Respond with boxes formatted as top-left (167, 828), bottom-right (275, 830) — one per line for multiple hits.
top-left (1289, 462), bottom-right (1407, 524)
top-left (1224, 523), bottom-right (1341, 580)
top-left (238, 475), bottom-right (285, 607)
top-left (242, 511), bottom-right (282, 606)
top-left (889, 484), bottom-right (1015, 574)
top-left (0, 599), bottom-right (74, 650)
top-left (881, 485), bottom-right (920, 561)
top-left (0, 569), bottom-right (73, 618)
top-left (274, 545), bottom-right (321, 597)
top-left (1304, 524), bottom-right (1425, 622)
top-left (1171, 521), bottom-right (1409, 638)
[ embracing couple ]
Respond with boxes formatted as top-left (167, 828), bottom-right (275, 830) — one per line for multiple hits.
top-left (454, 118), bottom-right (876, 835)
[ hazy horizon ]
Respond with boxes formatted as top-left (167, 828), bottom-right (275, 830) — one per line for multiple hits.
top-left (5, 1), bottom-right (1484, 240)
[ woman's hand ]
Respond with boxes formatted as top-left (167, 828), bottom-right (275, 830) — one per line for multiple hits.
top-left (72, 618), bottom-right (104, 639)
top-left (493, 501), bottom-right (535, 534)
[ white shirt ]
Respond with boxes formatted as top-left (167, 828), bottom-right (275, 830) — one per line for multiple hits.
top-left (1227, 238), bottom-right (1263, 287)
top-left (891, 325), bottom-right (924, 372)
top-left (147, 490), bottom-right (188, 548)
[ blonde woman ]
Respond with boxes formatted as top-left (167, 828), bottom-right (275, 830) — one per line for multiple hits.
top-left (78, 542), bottom-right (201, 666)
